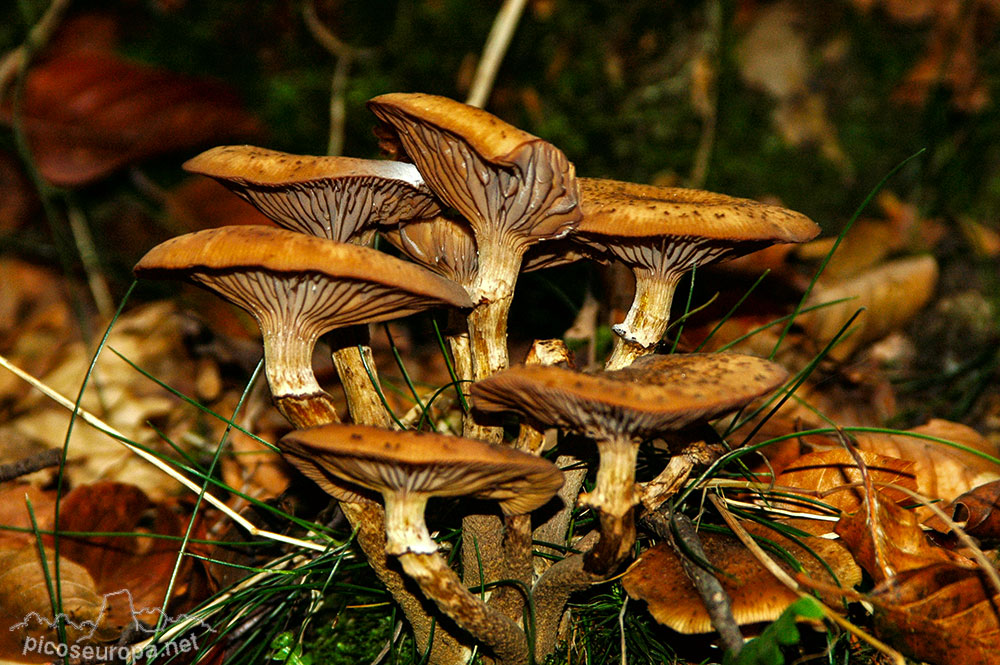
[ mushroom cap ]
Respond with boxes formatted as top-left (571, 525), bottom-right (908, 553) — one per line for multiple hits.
top-left (367, 92), bottom-right (580, 250)
top-left (183, 145), bottom-right (441, 242)
top-left (133, 225), bottom-right (473, 329)
top-left (381, 215), bottom-right (478, 290)
top-left (622, 520), bottom-right (860, 633)
top-left (278, 423), bottom-right (564, 515)
top-left (471, 352), bottom-right (788, 440)
top-left (576, 178), bottom-right (820, 244)
top-left (368, 93), bottom-right (543, 165)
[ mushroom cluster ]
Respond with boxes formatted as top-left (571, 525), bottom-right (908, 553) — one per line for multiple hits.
top-left (135, 92), bottom-right (819, 665)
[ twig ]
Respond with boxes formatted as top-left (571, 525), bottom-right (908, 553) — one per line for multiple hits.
top-left (66, 200), bottom-right (114, 319)
top-left (642, 509), bottom-right (744, 655)
top-left (302, 0), bottom-right (375, 156)
top-left (465, 0), bottom-right (529, 108)
top-left (0, 352), bottom-right (332, 553)
top-left (687, 0), bottom-right (721, 188)
top-left (0, 0), bottom-right (73, 100)
top-left (0, 448), bottom-right (63, 483)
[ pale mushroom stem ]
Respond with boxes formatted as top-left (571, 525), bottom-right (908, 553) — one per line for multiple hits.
top-left (260, 325), bottom-right (341, 428)
top-left (339, 502), bottom-right (468, 665)
top-left (327, 325), bottom-right (395, 429)
top-left (578, 435), bottom-right (641, 574)
top-left (604, 270), bottom-right (682, 370)
top-left (384, 493), bottom-right (528, 665)
top-left (461, 239), bottom-right (521, 594)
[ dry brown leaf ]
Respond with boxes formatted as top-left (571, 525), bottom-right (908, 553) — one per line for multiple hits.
top-left (0, 52), bottom-right (262, 187)
top-left (869, 562), bottom-right (1000, 665)
top-left (797, 254), bottom-right (938, 361)
top-left (0, 546), bottom-right (120, 662)
top-left (835, 482), bottom-right (963, 584)
top-left (853, 419), bottom-right (1000, 512)
top-left (1, 302), bottom-right (208, 498)
top-left (54, 482), bottom-right (208, 623)
top-left (926, 480), bottom-right (1000, 541)
top-left (775, 448), bottom-right (918, 514)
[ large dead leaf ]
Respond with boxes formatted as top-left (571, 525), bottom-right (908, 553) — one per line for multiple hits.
top-left (869, 562), bottom-right (1000, 665)
top-left (0, 546), bottom-right (120, 663)
top-left (774, 448), bottom-right (918, 514)
top-left (0, 51), bottom-right (262, 187)
top-left (1, 302), bottom-right (207, 498)
top-left (835, 482), bottom-right (963, 583)
top-left (53, 482), bottom-right (207, 623)
top-left (797, 254), bottom-right (938, 361)
top-left (853, 419), bottom-right (1000, 513)
top-left (926, 480), bottom-right (1000, 542)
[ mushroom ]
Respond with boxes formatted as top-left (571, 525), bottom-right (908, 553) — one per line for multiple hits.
top-left (472, 351), bottom-right (789, 658)
top-left (278, 423), bottom-right (565, 665)
top-left (622, 519), bottom-right (860, 633)
top-left (573, 178), bottom-right (820, 370)
top-left (366, 92), bottom-right (581, 406)
top-left (381, 215), bottom-right (479, 383)
top-left (134, 225), bottom-right (472, 428)
top-left (183, 145), bottom-right (446, 427)
top-left (182, 145), bottom-right (441, 244)
top-left (474, 352), bottom-right (788, 572)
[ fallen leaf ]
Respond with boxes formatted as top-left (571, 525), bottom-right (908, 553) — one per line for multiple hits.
top-left (775, 448), bottom-right (918, 514)
top-left (0, 52), bottom-right (262, 187)
top-left (869, 562), bottom-right (1000, 665)
top-left (853, 419), bottom-right (1000, 512)
top-left (926, 480), bottom-right (1000, 542)
top-left (0, 546), bottom-right (120, 662)
top-left (797, 254), bottom-right (939, 361)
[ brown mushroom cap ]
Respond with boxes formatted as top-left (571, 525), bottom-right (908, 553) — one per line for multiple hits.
top-left (367, 93), bottom-right (580, 254)
top-left (472, 352), bottom-right (788, 440)
top-left (279, 423), bottom-right (564, 517)
top-left (576, 178), bottom-right (820, 249)
top-left (134, 225), bottom-right (472, 323)
top-left (381, 215), bottom-right (478, 291)
top-left (135, 225), bottom-right (472, 426)
top-left (622, 520), bottom-right (860, 633)
top-left (183, 145), bottom-right (441, 243)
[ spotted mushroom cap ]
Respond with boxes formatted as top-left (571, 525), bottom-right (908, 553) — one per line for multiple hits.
top-left (183, 145), bottom-right (441, 243)
top-left (472, 352), bottom-right (788, 441)
top-left (278, 423), bottom-right (564, 516)
top-left (575, 177), bottom-right (820, 275)
top-left (367, 93), bottom-right (581, 251)
top-left (622, 520), bottom-right (860, 633)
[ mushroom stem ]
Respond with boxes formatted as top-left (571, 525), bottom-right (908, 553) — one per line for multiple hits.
top-left (327, 325), bottom-right (394, 428)
top-left (532, 456), bottom-right (588, 577)
top-left (486, 512), bottom-right (533, 622)
top-left (340, 501), bottom-right (469, 664)
top-left (577, 436), bottom-right (640, 574)
top-left (605, 271), bottom-right (681, 370)
top-left (382, 492), bottom-right (528, 665)
top-left (530, 531), bottom-right (601, 660)
top-left (398, 552), bottom-right (529, 665)
top-left (261, 325), bottom-right (341, 427)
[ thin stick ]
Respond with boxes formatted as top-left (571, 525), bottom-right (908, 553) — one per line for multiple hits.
top-left (465, 0), bottom-right (529, 108)
top-left (0, 448), bottom-right (62, 482)
top-left (0, 353), bottom-right (331, 553)
top-left (0, 0), bottom-right (73, 99)
top-left (302, 0), bottom-right (374, 157)
top-left (66, 201), bottom-right (114, 318)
